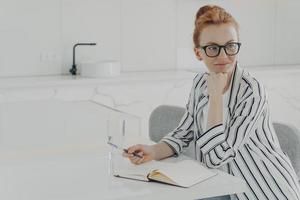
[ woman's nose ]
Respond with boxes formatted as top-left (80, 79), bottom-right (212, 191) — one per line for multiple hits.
top-left (217, 48), bottom-right (228, 58)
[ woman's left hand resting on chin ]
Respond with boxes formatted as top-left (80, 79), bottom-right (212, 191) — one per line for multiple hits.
top-left (207, 72), bottom-right (228, 96)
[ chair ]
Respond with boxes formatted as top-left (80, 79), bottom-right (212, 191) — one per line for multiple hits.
top-left (149, 105), bottom-right (300, 179)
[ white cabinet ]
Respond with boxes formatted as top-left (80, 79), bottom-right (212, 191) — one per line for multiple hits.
top-left (0, 70), bottom-right (196, 138)
top-left (92, 78), bottom-right (193, 136)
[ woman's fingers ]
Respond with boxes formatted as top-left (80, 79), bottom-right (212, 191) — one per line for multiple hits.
top-left (130, 156), bottom-right (142, 165)
top-left (122, 144), bottom-right (154, 165)
top-left (127, 144), bottom-right (143, 154)
top-left (122, 144), bottom-right (143, 158)
top-left (136, 156), bottom-right (145, 164)
top-left (207, 72), bottom-right (228, 95)
top-left (126, 151), bottom-right (147, 165)
top-left (129, 151), bottom-right (145, 164)
top-left (122, 151), bottom-right (131, 157)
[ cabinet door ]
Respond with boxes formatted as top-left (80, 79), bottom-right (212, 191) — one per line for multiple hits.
top-left (93, 80), bottom-right (193, 137)
top-left (275, 0), bottom-right (300, 64)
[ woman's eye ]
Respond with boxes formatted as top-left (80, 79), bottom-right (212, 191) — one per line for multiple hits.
top-left (226, 44), bottom-right (237, 50)
top-left (208, 46), bottom-right (218, 51)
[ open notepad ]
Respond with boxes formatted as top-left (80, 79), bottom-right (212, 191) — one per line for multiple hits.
top-left (113, 158), bottom-right (217, 188)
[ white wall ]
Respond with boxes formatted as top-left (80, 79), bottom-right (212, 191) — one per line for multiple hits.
top-left (61, 0), bottom-right (121, 73)
top-left (275, 0), bottom-right (300, 64)
top-left (121, 0), bottom-right (177, 72)
top-left (0, 0), bottom-right (300, 77)
top-left (0, 0), bottom-right (62, 77)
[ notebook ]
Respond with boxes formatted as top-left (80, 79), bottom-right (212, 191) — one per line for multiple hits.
top-left (113, 157), bottom-right (217, 188)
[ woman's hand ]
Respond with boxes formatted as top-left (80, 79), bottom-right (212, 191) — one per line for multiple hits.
top-left (122, 144), bottom-right (156, 165)
top-left (207, 72), bottom-right (228, 97)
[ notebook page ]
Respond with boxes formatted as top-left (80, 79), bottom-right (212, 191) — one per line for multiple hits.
top-left (156, 159), bottom-right (217, 187)
top-left (113, 155), bottom-right (166, 181)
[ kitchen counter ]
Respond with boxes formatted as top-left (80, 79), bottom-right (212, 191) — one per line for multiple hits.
top-left (0, 66), bottom-right (299, 135)
top-left (0, 70), bottom-right (197, 89)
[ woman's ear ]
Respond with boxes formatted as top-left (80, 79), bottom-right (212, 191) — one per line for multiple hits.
top-left (194, 48), bottom-right (203, 61)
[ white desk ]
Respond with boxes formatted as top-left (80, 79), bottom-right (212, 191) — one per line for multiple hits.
top-left (0, 149), bottom-right (247, 200)
top-left (0, 100), bottom-right (247, 199)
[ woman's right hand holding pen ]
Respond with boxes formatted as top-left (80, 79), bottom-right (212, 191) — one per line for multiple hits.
top-left (123, 144), bottom-right (156, 165)
top-left (123, 142), bottom-right (175, 165)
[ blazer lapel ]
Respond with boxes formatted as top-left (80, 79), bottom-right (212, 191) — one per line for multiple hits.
top-left (195, 75), bottom-right (209, 115)
top-left (196, 93), bottom-right (209, 112)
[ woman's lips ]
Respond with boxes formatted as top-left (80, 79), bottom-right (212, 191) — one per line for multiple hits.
top-left (214, 63), bottom-right (228, 68)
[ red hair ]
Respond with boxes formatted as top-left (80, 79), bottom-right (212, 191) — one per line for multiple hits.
top-left (193, 5), bottom-right (239, 48)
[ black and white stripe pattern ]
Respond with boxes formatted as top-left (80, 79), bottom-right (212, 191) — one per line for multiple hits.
top-left (161, 65), bottom-right (300, 200)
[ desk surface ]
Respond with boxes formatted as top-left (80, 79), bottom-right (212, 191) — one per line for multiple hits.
top-left (0, 150), bottom-right (247, 200)
top-left (0, 100), bottom-right (247, 199)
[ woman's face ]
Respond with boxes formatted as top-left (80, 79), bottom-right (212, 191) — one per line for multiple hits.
top-left (195, 23), bottom-right (239, 74)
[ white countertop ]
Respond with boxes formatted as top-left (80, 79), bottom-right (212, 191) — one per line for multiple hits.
top-left (0, 70), bottom-right (197, 89)
top-left (0, 65), bottom-right (299, 90)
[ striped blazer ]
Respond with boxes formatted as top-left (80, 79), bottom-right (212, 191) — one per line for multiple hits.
top-left (161, 65), bottom-right (300, 200)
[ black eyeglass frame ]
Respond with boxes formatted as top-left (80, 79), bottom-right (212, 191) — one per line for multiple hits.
top-left (199, 42), bottom-right (242, 58)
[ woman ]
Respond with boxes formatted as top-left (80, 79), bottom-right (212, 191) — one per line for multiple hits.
top-left (123, 5), bottom-right (300, 200)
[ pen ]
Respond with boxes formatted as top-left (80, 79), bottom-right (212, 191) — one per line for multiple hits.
top-left (107, 141), bottom-right (143, 158)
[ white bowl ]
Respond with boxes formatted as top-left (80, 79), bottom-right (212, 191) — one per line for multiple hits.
top-left (80, 60), bottom-right (121, 78)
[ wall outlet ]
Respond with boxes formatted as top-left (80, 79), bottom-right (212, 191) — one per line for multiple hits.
top-left (40, 51), bottom-right (60, 63)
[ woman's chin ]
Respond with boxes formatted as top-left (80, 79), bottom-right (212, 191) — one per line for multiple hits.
top-left (215, 65), bottom-right (233, 73)
top-left (213, 68), bottom-right (230, 73)
top-left (208, 65), bottom-right (233, 73)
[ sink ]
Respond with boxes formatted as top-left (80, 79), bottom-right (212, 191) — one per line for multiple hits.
top-left (80, 60), bottom-right (121, 78)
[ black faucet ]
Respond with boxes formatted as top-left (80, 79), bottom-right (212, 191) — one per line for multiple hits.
top-left (69, 43), bottom-right (97, 75)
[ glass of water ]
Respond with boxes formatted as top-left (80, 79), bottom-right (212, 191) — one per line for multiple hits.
top-left (107, 117), bottom-right (126, 176)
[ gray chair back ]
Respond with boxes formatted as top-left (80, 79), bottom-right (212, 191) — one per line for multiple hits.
top-left (149, 105), bottom-right (300, 179)
top-left (273, 122), bottom-right (300, 177)
top-left (149, 105), bottom-right (185, 143)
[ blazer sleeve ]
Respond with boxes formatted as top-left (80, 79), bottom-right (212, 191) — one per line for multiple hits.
top-left (196, 82), bottom-right (267, 168)
top-left (160, 73), bottom-right (204, 156)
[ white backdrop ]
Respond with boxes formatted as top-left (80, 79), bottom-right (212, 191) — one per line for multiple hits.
top-left (0, 0), bottom-right (299, 77)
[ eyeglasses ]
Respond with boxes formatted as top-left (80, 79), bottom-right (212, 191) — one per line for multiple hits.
top-left (199, 42), bottom-right (241, 58)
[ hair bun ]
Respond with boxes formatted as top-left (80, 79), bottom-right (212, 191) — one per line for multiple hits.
top-left (195, 5), bottom-right (224, 20)
top-left (193, 5), bottom-right (239, 48)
